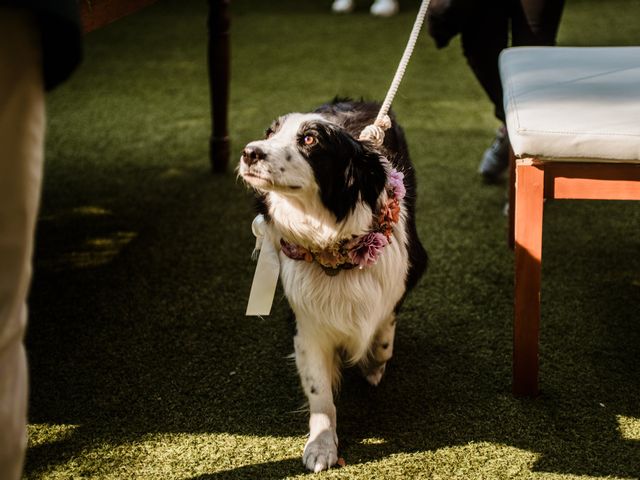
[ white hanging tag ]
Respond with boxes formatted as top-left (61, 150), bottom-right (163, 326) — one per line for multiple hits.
top-left (246, 215), bottom-right (280, 316)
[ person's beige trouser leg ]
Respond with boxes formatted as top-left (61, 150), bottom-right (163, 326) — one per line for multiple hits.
top-left (0, 9), bottom-right (45, 480)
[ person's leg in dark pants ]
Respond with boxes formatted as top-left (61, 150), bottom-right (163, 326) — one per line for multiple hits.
top-left (511, 0), bottom-right (565, 47)
top-left (461, 2), bottom-right (510, 123)
top-left (462, 0), bottom-right (565, 182)
top-left (461, 0), bottom-right (566, 121)
top-left (459, 2), bottom-right (510, 182)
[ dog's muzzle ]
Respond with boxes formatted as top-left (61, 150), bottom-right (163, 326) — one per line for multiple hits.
top-left (241, 145), bottom-right (267, 166)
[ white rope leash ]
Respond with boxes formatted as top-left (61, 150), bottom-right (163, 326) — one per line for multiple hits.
top-left (359, 0), bottom-right (431, 147)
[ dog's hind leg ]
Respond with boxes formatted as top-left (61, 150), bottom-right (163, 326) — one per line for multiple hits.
top-left (360, 313), bottom-right (396, 386)
top-left (294, 331), bottom-right (339, 472)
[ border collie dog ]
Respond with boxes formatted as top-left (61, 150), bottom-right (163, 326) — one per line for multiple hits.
top-left (239, 99), bottom-right (427, 472)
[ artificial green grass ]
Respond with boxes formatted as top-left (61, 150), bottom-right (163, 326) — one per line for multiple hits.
top-left (25, 0), bottom-right (639, 478)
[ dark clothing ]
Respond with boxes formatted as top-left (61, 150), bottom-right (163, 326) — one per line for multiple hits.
top-left (427, 0), bottom-right (473, 49)
top-left (0, 0), bottom-right (82, 90)
top-left (428, 0), bottom-right (565, 121)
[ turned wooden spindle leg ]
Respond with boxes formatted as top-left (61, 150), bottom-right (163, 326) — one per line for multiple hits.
top-left (207, 0), bottom-right (230, 173)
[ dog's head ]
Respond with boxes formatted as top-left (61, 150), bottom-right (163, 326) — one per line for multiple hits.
top-left (238, 113), bottom-right (387, 222)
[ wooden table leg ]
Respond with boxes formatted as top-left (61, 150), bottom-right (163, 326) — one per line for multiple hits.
top-left (513, 162), bottom-right (544, 397)
top-left (208, 0), bottom-right (230, 173)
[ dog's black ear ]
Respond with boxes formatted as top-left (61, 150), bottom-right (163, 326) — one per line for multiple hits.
top-left (345, 139), bottom-right (387, 215)
top-left (308, 124), bottom-right (387, 222)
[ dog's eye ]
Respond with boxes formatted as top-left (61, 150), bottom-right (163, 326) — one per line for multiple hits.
top-left (303, 135), bottom-right (316, 146)
top-left (265, 128), bottom-right (275, 139)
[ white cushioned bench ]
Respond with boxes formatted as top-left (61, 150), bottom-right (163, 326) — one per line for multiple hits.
top-left (499, 46), bottom-right (640, 397)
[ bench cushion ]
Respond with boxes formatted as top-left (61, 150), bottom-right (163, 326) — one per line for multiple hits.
top-left (500, 46), bottom-right (640, 163)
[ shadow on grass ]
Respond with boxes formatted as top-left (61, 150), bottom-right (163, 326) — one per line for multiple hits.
top-left (189, 458), bottom-right (303, 480)
top-left (24, 144), bottom-right (640, 479)
top-left (25, 207), bottom-right (640, 477)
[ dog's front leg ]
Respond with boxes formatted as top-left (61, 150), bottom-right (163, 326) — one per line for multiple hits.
top-left (294, 332), bottom-right (339, 472)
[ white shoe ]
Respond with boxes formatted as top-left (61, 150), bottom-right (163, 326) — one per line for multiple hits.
top-left (370, 0), bottom-right (399, 17)
top-left (332, 0), bottom-right (355, 13)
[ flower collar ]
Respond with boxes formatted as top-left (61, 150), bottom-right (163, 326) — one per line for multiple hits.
top-left (280, 166), bottom-right (406, 275)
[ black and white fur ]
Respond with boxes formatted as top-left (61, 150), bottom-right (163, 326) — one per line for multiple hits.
top-left (239, 100), bottom-right (427, 472)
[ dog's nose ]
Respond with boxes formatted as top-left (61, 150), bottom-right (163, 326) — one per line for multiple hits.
top-left (241, 146), bottom-right (267, 166)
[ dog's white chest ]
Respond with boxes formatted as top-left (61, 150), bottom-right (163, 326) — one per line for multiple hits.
top-left (278, 236), bottom-right (408, 361)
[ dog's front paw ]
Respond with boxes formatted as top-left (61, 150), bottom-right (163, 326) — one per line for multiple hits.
top-left (303, 429), bottom-right (338, 473)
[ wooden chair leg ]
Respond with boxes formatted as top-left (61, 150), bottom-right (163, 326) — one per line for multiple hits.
top-left (508, 147), bottom-right (516, 249)
top-left (208, 0), bottom-right (231, 173)
top-left (513, 162), bottom-right (544, 397)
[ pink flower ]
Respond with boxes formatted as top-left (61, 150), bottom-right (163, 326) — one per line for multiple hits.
top-left (347, 232), bottom-right (389, 268)
top-left (388, 169), bottom-right (406, 200)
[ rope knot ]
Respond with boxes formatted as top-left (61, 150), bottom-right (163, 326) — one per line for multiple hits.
top-left (355, 0), bottom-right (431, 149)
top-left (358, 114), bottom-right (392, 149)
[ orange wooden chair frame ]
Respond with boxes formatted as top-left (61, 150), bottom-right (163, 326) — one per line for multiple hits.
top-left (508, 154), bottom-right (640, 397)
